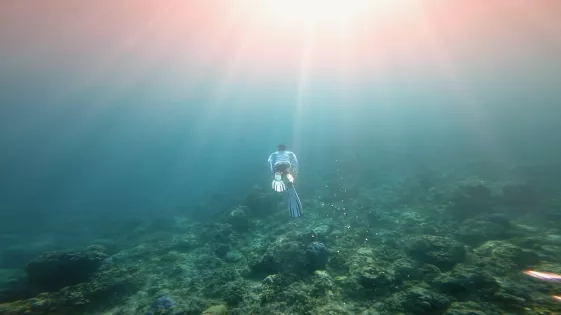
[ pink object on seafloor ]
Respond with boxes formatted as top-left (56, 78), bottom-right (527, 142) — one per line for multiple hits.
top-left (524, 270), bottom-right (561, 302)
top-left (523, 270), bottom-right (561, 281)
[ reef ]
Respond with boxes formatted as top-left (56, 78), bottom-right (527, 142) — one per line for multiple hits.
top-left (1, 161), bottom-right (561, 314)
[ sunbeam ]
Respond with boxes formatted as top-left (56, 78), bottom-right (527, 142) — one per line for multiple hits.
top-left (291, 22), bottom-right (315, 151)
top-left (1, 0), bottom-right (561, 221)
top-left (255, 0), bottom-right (413, 25)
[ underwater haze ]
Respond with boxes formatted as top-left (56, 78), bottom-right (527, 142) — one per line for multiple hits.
top-left (1, 1), bottom-right (561, 314)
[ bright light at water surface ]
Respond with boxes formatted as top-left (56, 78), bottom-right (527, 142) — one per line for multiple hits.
top-left (255, 0), bottom-right (415, 26)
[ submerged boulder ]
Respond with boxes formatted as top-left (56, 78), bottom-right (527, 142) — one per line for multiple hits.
top-left (343, 247), bottom-right (406, 297)
top-left (456, 214), bottom-right (513, 246)
top-left (473, 240), bottom-right (540, 273)
top-left (448, 184), bottom-right (494, 216)
top-left (430, 265), bottom-right (500, 299)
top-left (0, 269), bottom-right (38, 303)
top-left (249, 234), bottom-right (331, 277)
top-left (146, 296), bottom-right (176, 315)
top-left (403, 235), bottom-right (467, 270)
top-left (444, 301), bottom-right (490, 315)
top-left (306, 242), bottom-right (329, 271)
top-left (225, 206), bottom-right (252, 231)
top-left (25, 247), bottom-right (108, 291)
top-left (248, 237), bottom-right (308, 276)
top-left (202, 304), bottom-right (228, 315)
top-left (244, 186), bottom-right (279, 218)
top-left (387, 287), bottom-right (451, 315)
top-left (1, 260), bottom-right (142, 314)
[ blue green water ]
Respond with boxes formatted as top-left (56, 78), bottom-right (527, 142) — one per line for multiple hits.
top-left (1, 4), bottom-right (561, 312)
top-left (1, 58), bottom-right (560, 216)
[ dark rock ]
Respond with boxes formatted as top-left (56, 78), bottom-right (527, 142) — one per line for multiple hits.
top-left (25, 248), bottom-right (108, 291)
top-left (310, 270), bottom-right (334, 297)
top-left (212, 243), bottom-right (232, 259)
top-left (225, 206), bottom-right (252, 231)
top-left (0, 263), bottom-right (143, 314)
top-left (259, 274), bottom-right (315, 314)
top-left (473, 241), bottom-right (540, 273)
top-left (201, 223), bottom-right (236, 245)
top-left (417, 264), bottom-right (443, 281)
top-left (357, 266), bottom-right (396, 289)
top-left (306, 242), bottom-right (329, 271)
top-left (343, 247), bottom-right (400, 296)
top-left (405, 287), bottom-right (450, 314)
top-left (146, 296), bottom-right (176, 315)
top-left (444, 301), bottom-right (488, 315)
top-left (456, 214), bottom-right (512, 246)
top-left (223, 281), bottom-right (246, 306)
top-left (492, 291), bottom-right (526, 311)
top-left (249, 239), bottom-right (308, 277)
top-left (0, 271), bottom-right (40, 303)
top-left (404, 235), bottom-right (467, 270)
top-left (392, 287), bottom-right (451, 315)
top-left (431, 265), bottom-right (500, 299)
top-left (309, 225), bottom-right (334, 243)
top-left (449, 184), bottom-right (494, 216)
top-left (392, 259), bottom-right (421, 282)
top-left (244, 187), bottom-right (279, 218)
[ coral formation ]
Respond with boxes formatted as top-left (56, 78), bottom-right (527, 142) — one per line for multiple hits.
top-left (1, 162), bottom-right (561, 314)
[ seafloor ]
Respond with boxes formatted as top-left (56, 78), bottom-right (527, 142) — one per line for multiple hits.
top-left (1, 160), bottom-right (561, 315)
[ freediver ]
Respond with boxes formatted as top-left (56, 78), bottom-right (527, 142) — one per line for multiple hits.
top-left (268, 144), bottom-right (303, 217)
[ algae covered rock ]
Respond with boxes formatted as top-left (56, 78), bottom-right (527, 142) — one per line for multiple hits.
top-left (404, 235), bottom-right (467, 270)
top-left (492, 290), bottom-right (526, 311)
top-left (444, 301), bottom-right (488, 315)
top-left (404, 287), bottom-right (451, 314)
top-left (344, 247), bottom-right (399, 297)
top-left (312, 303), bottom-right (356, 315)
top-left (306, 241), bottom-right (329, 271)
top-left (309, 224), bottom-right (334, 243)
top-left (244, 186), bottom-right (279, 218)
top-left (146, 296), bottom-right (176, 315)
top-left (473, 240), bottom-right (540, 273)
top-left (222, 280), bottom-right (247, 306)
top-left (431, 265), bottom-right (500, 299)
top-left (25, 247), bottom-right (108, 291)
top-left (202, 304), bottom-right (227, 315)
top-left (311, 270), bottom-right (334, 295)
top-left (356, 265), bottom-right (396, 290)
top-left (225, 206), bottom-right (252, 231)
top-left (387, 286), bottom-right (451, 315)
top-left (392, 258), bottom-right (423, 282)
top-left (0, 269), bottom-right (37, 303)
top-left (456, 214), bottom-right (513, 246)
top-left (249, 237), bottom-right (327, 276)
top-left (0, 263), bottom-right (142, 314)
top-left (167, 233), bottom-right (200, 253)
top-left (248, 238), bottom-right (307, 276)
top-left (448, 184), bottom-right (494, 216)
